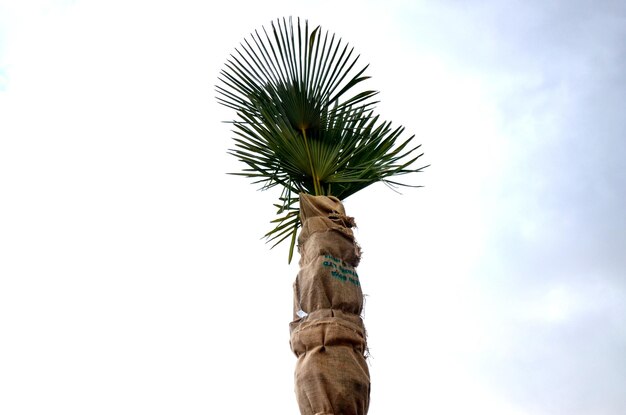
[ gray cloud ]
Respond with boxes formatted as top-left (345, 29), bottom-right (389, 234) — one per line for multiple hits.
top-left (396, 1), bottom-right (626, 413)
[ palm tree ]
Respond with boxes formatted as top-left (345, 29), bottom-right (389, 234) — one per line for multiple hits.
top-left (217, 17), bottom-right (426, 415)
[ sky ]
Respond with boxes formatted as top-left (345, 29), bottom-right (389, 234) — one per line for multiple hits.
top-left (1, 0), bottom-right (625, 414)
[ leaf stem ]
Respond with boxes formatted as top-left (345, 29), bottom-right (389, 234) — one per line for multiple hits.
top-left (301, 128), bottom-right (322, 195)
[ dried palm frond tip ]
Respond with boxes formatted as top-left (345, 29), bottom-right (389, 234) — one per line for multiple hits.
top-left (216, 17), bottom-right (427, 262)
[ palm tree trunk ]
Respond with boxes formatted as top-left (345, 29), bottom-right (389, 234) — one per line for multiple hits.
top-left (290, 193), bottom-right (370, 415)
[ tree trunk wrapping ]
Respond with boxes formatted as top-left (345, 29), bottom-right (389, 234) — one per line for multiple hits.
top-left (290, 193), bottom-right (370, 415)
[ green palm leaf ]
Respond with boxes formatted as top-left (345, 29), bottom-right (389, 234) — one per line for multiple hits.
top-left (217, 17), bottom-right (427, 262)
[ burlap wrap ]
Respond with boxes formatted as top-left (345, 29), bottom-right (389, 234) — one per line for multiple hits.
top-left (290, 194), bottom-right (370, 415)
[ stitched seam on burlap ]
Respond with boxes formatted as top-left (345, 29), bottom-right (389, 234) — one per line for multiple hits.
top-left (292, 319), bottom-right (364, 336)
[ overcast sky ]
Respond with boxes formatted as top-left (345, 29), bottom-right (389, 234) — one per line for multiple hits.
top-left (1, 1), bottom-right (625, 414)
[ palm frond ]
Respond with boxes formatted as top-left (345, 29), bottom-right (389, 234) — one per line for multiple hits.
top-left (216, 17), bottom-right (427, 262)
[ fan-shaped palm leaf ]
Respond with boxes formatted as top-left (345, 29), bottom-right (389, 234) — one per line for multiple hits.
top-left (217, 17), bottom-right (427, 262)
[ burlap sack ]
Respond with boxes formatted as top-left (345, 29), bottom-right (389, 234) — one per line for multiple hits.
top-left (293, 255), bottom-right (363, 318)
top-left (297, 194), bottom-right (361, 267)
top-left (290, 194), bottom-right (370, 415)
